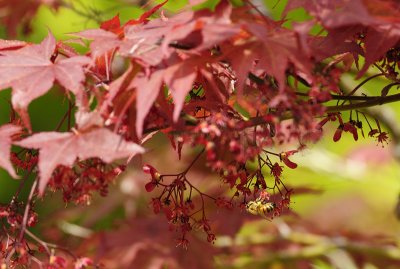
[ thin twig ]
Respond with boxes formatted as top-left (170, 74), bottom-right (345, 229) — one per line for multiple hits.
top-left (182, 148), bottom-right (205, 175)
top-left (18, 179), bottom-right (38, 243)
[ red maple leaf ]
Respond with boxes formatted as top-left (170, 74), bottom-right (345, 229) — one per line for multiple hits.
top-left (131, 56), bottom-right (206, 137)
top-left (286, 0), bottom-right (400, 76)
top-left (0, 32), bottom-right (91, 129)
top-left (0, 39), bottom-right (27, 51)
top-left (15, 128), bottom-right (144, 194)
top-left (74, 29), bottom-right (120, 60)
top-left (98, 1), bottom-right (168, 36)
top-left (118, 0), bottom-right (237, 66)
top-left (74, 1), bottom-right (168, 81)
top-left (131, 70), bottom-right (164, 137)
top-left (0, 124), bottom-right (21, 178)
top-left (74, 29), bottom-right (120, 82)
top-left (228, 22), bottom-right (312, 94)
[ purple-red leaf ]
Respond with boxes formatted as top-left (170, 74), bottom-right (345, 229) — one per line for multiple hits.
top-left (0, 124), bottom-right (21, 178)
top-left (0, 32), bottom-right (91, 128)
top-left (131, 70), bottom-right (164, 137)
top-left (15, 128), bottom-right (144, 194)
top-left (132, 58), bottom-right (202, 137)
top-left (74, 29), bottom-right (120, 59)
top-left (0, 39), bottom-right (27, 51)
top-left (164, 59), bottom-right (199, 121)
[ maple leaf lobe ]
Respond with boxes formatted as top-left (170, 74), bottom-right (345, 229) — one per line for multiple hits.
top-left (16, 128), bottom-right (144, 194)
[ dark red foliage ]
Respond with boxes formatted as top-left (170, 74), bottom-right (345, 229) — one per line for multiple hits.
top-left (0, 0), bottom-right (399, 267)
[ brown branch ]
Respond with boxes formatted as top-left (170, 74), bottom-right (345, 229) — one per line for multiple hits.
top-left (143, 93), bottom-right (400, 135)
top-left (276, 93), bottom-right (400, 122)
top-left (324, 93), bottom-right (400, 113)
top-left (295, 91), bottom-right (382, 101)
top-left (182, 148), bottom-right (205, 175)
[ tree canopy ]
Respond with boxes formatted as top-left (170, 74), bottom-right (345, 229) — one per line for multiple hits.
top-left (1, 0), bottom-right (400, 268)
